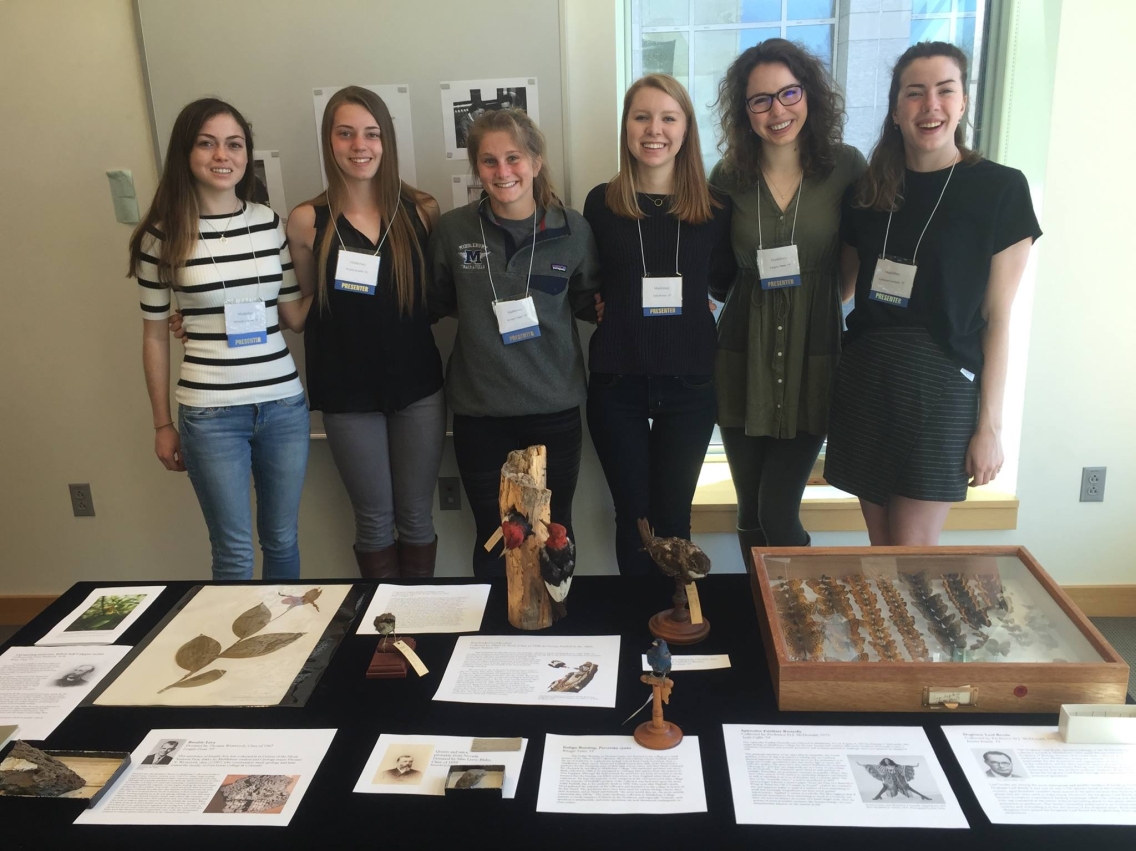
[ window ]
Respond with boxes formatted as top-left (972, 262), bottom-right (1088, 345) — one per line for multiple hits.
top-left (628, 0), bottom-right (992, 465)
top-left (628, 0), bottom-right (989, 166)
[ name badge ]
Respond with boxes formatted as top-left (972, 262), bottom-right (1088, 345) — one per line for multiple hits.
top-left (224, 298), bottom-right (267, 348)
top-left (334, 249), bottom-right (380, 295)
top-left (493, 296), bottom-right (541, 345)
top-left (642, 275), bottom-right (683, 316)
top-left (869, 256), bottom-right (916, 307)
top-left (756, 245), bottom-right (802, 290)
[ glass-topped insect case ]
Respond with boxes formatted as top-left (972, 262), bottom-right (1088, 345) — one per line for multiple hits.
top-left (749, 546), bottom-right (1129, 712)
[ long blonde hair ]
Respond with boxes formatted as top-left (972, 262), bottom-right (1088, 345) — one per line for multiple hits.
top-left (607, 74), bottom-right (718, 223)
top-left (309, 86), bottom-right (425, 314)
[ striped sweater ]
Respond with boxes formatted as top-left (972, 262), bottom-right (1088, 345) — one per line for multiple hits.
top-left (137, 202), bottom-right (305, 407)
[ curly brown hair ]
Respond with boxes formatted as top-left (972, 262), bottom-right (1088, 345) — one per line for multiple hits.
top-left (714, 38), bottom-right (845, 188)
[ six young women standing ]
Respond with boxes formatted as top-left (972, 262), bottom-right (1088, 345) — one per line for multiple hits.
top-left (139, 39), bottom-right (1038, 578)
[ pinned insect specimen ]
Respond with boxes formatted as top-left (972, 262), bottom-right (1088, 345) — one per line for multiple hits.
top-left (876, 577), bottom-right (931, 662)
top-left (773, 581), bottom-right (826, 662)
top-left (846, 576), bottom-right (901, 662)
top-left (901, 572), bottom-right (966, 655)
top-left (942, 573), bottom-right (991, 629)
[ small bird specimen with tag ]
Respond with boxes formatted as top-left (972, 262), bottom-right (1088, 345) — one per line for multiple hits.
top-left (637, 518), bottom-right (711, 584)
top-left (646, 638), bottom-right (672, 679)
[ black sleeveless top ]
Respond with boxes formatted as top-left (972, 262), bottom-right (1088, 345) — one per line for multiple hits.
top-left (304, 198), bottom-right (444, 414)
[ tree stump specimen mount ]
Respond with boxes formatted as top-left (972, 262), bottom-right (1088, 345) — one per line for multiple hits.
top-left (500, 445), bottom-right (553, 631)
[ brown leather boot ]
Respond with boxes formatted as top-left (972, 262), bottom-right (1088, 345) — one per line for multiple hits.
top-left (398, 536), bottom-right (438, 579)
top-left (354, 544), bottom-right (399, 579)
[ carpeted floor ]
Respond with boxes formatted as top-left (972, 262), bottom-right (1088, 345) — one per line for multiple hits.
top-left (1091, 617), bottom-right (1136, 700)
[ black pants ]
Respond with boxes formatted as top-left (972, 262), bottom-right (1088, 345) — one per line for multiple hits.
top-left (452, 407), bottom-right (582, 579)
top-left (587, 374), bottom-right (716, 576)
top-left (720, 428), bottom-right (825, 546)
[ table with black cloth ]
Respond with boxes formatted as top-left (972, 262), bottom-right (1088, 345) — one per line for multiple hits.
top-left (3, 575), bottom-right (1134, 850)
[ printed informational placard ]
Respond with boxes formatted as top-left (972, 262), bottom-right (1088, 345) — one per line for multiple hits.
top-left (0, 646), bottom-right (131, 741)
top-left (440, 77), bottom-right (539, 159)
top-left (943, 725), bottom-right (1136, 825)
top-left (36, 586), bottom-right (165, 646)
top-left (312, 84), bottom-right (416, 186)
top-left (357, 584), bottom-right (490, 635)
top-left (76, 728), bottom-right (335, 826)
top-left (536, 734), bottom-right (706, 814)
top-left (722, 725), bottom-right (968, 828)
top-left (353, 733), bottom-right (527, 797)
top-left (434, 635), bottom-right (619, 708)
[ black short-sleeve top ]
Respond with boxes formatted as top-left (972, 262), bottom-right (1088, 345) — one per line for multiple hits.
top-left (842, 158), bottom-right (1041, 374)
top-left (304, 198), bottom-right (444, 414)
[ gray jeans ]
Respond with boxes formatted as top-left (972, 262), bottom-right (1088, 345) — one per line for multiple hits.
top-left (323, 388), bottom-right (446, 551)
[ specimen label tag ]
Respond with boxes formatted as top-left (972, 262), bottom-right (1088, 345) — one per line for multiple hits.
top-left (471, 738), bottom-right (523, 752)
top-left (483, 527), bottom-right (504, 552)
top-left (394, 640), bottom-right (428, 677)
top-left (687, 581), bottom-right (703, 625)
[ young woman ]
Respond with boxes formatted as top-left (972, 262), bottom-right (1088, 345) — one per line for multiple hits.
top-left (428, 108), bottom-right (601, 579)
top-left (584, 74), bottom-right (735, 576)
top-left (824, 42), bottom-right (1040, 545)
top-left (130, 98), bottom-right (309, 581)
top-left (711, 40), bottom-right (866, 562)
top-left (288, 86), bottom-right (445, 579)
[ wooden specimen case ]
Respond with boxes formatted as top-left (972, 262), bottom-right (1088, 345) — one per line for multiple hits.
top-left (748, 546), bottom-right (1129, 713)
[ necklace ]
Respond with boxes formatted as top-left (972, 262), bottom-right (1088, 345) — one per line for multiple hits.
top-left (762, 169), bottom-right (802, 208)
top-left (201, 202), bottom-right (242, 244)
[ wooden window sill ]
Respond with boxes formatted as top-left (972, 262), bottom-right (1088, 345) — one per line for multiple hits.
top-left (691, 465), bottom-right (1018, 534)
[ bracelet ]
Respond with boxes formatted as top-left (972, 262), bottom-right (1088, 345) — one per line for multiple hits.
top-left (154, 422), bottom-right (174, 430)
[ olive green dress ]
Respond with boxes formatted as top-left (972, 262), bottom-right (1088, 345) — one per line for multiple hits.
top-left (710, 144), bottom-right (866, 439)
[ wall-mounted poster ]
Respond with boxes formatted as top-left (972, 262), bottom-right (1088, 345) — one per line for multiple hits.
top-left (440, 77), bottom-right (539, 160)
top-left (312, 85), bottom-right (417, 187)
top-left (451, 174), bottom-right (483, 211)
top-left (251, 151), bottom-right (288, 219)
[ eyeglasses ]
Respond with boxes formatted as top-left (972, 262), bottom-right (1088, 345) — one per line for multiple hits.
top-left (746, 84), bottom-right (804, 115)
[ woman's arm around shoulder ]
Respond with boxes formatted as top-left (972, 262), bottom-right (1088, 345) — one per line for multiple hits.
top-left (414, 191), bottom-right (441, 235)
top-left (567, 209), bottom-right (601, 322)
top-left (278, 203), bottom-right (318, 332)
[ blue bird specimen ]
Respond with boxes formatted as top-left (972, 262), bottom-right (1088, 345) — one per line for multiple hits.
top-left (646, 638), bottom-right (672, 678)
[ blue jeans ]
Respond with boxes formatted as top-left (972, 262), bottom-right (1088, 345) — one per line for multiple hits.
top-left (587, 374), bottom-right (716, 576)
top-left (179, 393), bottom-right (310, 581)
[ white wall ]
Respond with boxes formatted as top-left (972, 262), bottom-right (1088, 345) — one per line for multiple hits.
top-left (0, 0), bottom-right (1132, 596)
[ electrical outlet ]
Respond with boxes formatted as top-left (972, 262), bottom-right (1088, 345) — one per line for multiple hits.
top-left (1080, 467), bottom-right (1106, 503)
top-left (68, 483), bottom-right (96, 517)
top-left (438, 477), bottom-right (462, 511)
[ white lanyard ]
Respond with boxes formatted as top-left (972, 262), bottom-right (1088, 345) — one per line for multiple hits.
top-left (880, 161), bottom-right (956, 264)
top-left (756, 176), bottom-right (804, 290)
top-left (635, 210), bottom-right (681, 277)
top-left (756, 174), bottom-right (802, 250)
top-left (868, 160), bottom-right (957, 309)
top-left (478, 200), bottom-right (538, 304)
top-left (200, 204), bottom-right (267, 347)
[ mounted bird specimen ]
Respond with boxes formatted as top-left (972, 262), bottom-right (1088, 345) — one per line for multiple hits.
top-left (637, 518), bottom-right (710, 584)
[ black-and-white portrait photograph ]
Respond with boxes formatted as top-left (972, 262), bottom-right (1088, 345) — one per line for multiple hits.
top-left (142, 738), bottom-right (185, 766)
top-left (849, 756), bottom-right (944, 803)
top-left (373, 743), bottom-right (434, 786)
top-left (440, 77), bottom-right (539, 159)
top-left (974, 748), bottom-right (1029, 779)
top-left (53, 663), bottom-right (96, 688)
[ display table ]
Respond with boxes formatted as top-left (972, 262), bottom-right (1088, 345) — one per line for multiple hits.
top-left (2, 576), bottom-right (1133, 849)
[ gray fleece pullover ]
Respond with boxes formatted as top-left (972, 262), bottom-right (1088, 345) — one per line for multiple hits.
top-left (427, 200), bottom-right (600, 417)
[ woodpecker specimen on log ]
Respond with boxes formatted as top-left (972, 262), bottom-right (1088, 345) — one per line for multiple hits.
top-left (501, 510), bottom-right (533, 550)
top-left (539, 522), bottom-right (576, 605)
top-left (637, 518), bottom-right (711, 584)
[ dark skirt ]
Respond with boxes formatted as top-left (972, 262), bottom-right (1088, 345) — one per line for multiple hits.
top-left (823, 326), bottom-right (979, 505)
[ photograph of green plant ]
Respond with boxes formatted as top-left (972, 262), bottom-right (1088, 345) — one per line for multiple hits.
top-left (64, 594), bottom-right (147, 632)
